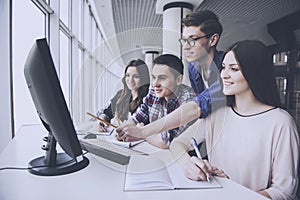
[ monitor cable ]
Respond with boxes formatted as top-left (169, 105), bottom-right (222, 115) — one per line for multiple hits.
top-left (0, 150), bottom-right (88, 171)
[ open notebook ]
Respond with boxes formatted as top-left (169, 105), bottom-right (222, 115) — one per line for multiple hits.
top-left (124, 155), bottom-right (222, 191)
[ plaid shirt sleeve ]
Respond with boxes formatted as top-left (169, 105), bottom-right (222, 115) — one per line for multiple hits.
top-left (178, 84), bottom-right (196, 103)
top-left (161, 85), bottom-right (196, 146)
top-left (132, 89), bottom-right (156, 125)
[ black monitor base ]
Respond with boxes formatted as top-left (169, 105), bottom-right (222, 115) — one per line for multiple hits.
top-left (28, 153), bottom-right (89, 176)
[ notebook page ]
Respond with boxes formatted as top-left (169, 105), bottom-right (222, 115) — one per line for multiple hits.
top-left (124, 155), bottom-right (174, 191)
top-left (104, 134), bottom-right (145, 148)
top-left (166, 161), bottom-right (222, 189)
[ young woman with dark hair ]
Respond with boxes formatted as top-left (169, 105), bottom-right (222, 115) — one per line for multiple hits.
top-left (97, 59), bottom-right (150, 131)
top-left (224, 40), bottom-right (282, 108)
top-left (170, 40), bottom-right (299, 200)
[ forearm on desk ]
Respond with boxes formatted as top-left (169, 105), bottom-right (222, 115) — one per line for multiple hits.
top-left (140, 101), bottom-right (201, 138)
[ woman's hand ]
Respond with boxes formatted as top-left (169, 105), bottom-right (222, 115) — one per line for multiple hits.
top-left (98, 122), bottom-right (108, 132)
top-left (183, 156), bottom-right (229, 181)
top-left (210, 167), bottom-right (229, 179)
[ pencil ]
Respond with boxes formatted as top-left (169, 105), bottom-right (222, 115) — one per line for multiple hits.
top-left (86, 112), bottom-right (118, 128)
top-left (115, 112), bottom-right (121, 126)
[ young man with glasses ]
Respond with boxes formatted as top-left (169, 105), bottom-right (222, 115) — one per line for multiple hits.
top-left (117, 10), bottom-right (225, 144)
top-left (179, 10), bottom-right (223, 103)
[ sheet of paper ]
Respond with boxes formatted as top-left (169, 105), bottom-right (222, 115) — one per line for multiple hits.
top-left (76, 121), bottom-right (113, 136)
top-left (124, 155), bottom-right (173, 191)
top-left (95, 133), bottom-right (144, 148)
top-left (124, 155), bottom-right (222, 191)
top-left (108, 138), bottom-right (145, 148)
top-left (166, 161), bottom-right (222, 189)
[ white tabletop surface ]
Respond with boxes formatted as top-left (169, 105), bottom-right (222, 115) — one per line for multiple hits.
top-left (0, 125), bottom-right (268, 200)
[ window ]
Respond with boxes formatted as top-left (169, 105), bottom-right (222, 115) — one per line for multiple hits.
top-left (59, 31), bottom-right (70, 107)
top-left (60, 0), bottom-right (69, 27)
top-left (13, 0), bottom-right (45, 132)
top-left (11, 0), bottom-right (121, 134)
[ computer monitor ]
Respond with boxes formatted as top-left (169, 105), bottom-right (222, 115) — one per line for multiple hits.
top-left (24, 38), bottom-right (89, 176)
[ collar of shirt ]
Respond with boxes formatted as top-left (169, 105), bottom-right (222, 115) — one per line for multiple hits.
top-left (157, 85), bottom-right (183, 110)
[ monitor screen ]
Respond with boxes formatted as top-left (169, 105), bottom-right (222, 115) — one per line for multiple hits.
top-left (24, 38), bottom-right (89, 176)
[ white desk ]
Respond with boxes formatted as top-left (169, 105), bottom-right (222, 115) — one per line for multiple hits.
top-left (0, 125), bottom-right (268, 200)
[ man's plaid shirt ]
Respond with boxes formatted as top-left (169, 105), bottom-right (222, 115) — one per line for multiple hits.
top-left (132, 84), bottom-right (196, 146)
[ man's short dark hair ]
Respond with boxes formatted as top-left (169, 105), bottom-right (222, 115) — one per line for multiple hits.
top-left (153, 54), bottom-right (183, 77)
top-left (182, 10), bottom-right (223, 37)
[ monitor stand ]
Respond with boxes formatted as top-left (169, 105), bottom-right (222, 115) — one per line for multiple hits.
top-left (28, 132), bottom-right (89, 176)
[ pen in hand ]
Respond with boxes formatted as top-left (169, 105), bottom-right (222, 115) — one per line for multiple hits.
top-left (191, 137), bottom-right (210, 182)
top-left (109, 128), bottom-right (114, 136)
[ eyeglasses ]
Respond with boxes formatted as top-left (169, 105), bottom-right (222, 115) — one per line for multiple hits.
top-left (178, 35), bottom-right (209, 47)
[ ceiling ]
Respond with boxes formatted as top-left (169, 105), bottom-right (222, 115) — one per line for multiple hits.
top-left (94, 0), bottom-right (300, 64)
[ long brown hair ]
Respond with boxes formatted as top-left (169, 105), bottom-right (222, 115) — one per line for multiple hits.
top-left (115, 59), bottom-right (150, 121)
top-left (223, 40), bottom-right (282, 108)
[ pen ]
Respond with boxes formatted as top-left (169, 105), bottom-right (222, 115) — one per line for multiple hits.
top-left (191, 137), bottom-right (210, 182)
top-left (109, 128), bottom-right (114, 136)
top-left (86, 112), bottom-right (118, 128)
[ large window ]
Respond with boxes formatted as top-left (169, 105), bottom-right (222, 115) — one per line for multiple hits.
top-left (11, 0), bottom-right (121, 134)
top-left (60, 0), bottom-right (69, 27)
top-left (59, 31), bottom-right (71, 107)
top-left (13, 0), bottom-right (45, 132)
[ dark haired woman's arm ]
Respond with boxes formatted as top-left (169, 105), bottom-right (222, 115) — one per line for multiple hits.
top-left (97, 90), bottom-right (123, 132)
top-left (98, 90), bottom-right (123, 122)
top-left (99, 103), bottom-right (114, 122)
